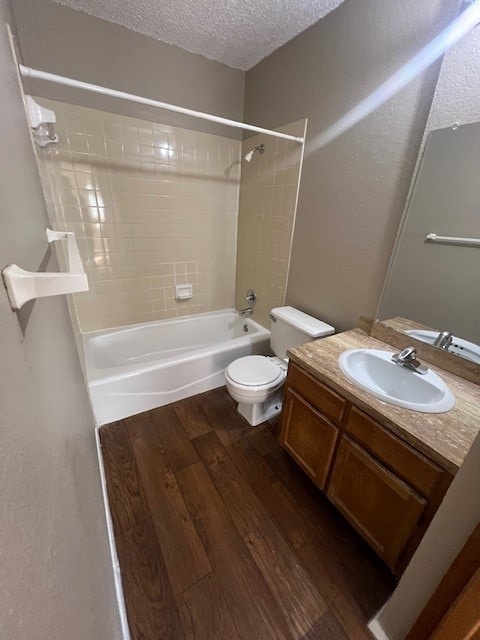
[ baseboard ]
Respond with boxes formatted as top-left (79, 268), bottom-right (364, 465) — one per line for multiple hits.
top-left (95, 427), bottom-right (131, 640)
top-left (368, 618), bottom-right (392, 640)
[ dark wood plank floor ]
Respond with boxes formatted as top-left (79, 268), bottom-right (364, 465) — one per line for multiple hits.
top-left (100, 387), bottom-right (395, 640)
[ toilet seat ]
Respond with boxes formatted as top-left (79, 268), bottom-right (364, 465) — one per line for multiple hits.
top-left (225, 305), bottom-right (335, 426)
top-left (227, 355), bottom-right (283, 387)
top-left (225, 355), bottom-right (287, 426)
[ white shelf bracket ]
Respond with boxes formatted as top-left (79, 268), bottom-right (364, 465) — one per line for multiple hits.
top-left (2, 227), bottom-right (89, 310)
top-left (25, 96), bottom-right (59, 147)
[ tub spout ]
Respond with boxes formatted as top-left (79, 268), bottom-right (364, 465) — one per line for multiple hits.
top-left (238, 307), bottom-right (253, 317)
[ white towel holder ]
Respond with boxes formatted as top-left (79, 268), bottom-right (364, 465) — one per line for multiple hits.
top-left (2, 228), bottom-right (89, 310)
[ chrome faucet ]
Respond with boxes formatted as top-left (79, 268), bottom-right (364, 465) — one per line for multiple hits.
top-left (391, 347), bottom-right (429, 374)
top-left (433, 331), bottom-right (453, 350)
top-left (237, 288), bottom-right (256, 318)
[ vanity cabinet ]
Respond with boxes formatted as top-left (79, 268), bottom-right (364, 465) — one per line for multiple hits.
top-left (279, 362), bottom-right (454, 574)
top-left (327, 436), bottom-right (426, 568)
top-left (282, 389), bottom-right (338, 488)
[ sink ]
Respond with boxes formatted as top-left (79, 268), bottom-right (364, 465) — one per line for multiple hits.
top-left (339, 349), bottom-right (455, 413)
top-left (405, 330), bottom-right (480, 365)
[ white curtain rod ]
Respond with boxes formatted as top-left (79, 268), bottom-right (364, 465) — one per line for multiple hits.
top-left (19, 65), bottom-right (304, 144)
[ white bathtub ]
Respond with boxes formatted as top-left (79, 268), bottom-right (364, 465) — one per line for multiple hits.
top-left (82, 309), bottom-right (270, 425)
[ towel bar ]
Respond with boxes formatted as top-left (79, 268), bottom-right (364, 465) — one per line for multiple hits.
top-left (425, 233), bottom-right (480, 247)
top-left (2, 228), bottom-right (88, 310)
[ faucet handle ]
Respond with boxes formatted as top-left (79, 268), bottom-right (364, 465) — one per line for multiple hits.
top-left (392, 346), bottom-right (429, 374)
top-left (392, 346), bottom-right (417, 365)
top-left (398, 346), bottom-right (417, 360)
top-left (246, 289), bottom-right (257, 307)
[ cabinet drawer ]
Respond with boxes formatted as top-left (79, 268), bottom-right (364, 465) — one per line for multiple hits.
top-left (346, 407), bottom-right (443, 497)
top-left (280, 389), bottom-right (339, 488)
top-left (288, 363), bottom-right (346, 424)
top-left (327, 436), bottom-right (427, 570)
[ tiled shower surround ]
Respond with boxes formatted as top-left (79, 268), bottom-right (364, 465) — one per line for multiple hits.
top-left (235, 121), bottom-right (306, 327)
top-left (36, 99), bottom-right (305, 332)
top-left (37, 99), bottom-right (241, 331)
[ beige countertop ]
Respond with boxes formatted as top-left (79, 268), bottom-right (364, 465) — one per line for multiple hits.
top-left (381, 317), bottom-right (436, 333)
top-left (288, 329), bottom-right (480, 474)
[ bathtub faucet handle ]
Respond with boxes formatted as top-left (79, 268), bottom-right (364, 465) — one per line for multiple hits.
top-left (246, 289), bottom-right (257, 307)
top-left (237, 288), bottom-right (256, 317)
top-left (238, 307), bottom-right (253, 317)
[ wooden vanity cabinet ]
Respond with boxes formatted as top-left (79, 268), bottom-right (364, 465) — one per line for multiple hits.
top-left (327, 436), bottom-right (426, 568)
top-left (279, 362), bottom-right (454, 574)
top-left (282, 389), bottom-right (338, 488)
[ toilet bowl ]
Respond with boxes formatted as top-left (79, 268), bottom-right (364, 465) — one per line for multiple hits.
top-left (225, 355), bottom-right (287, 426)
top-left (225, 306), bottom-right (335, 426)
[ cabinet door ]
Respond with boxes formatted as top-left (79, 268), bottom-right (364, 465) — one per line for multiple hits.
top-left (327, 436), bottom-right (427, 569)
top-left (346, 406), bottom-right (444, 497)
top-left (280, 389), bottom-right (338, 488)
top-left (287, 363), bottom-right (347, 424)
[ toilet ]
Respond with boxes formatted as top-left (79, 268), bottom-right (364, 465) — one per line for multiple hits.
top-left (225, 306), bottom-right (335, 426)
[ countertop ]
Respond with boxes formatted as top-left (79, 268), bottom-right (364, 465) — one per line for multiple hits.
top-left (288, 329), bottom-right (480, 473)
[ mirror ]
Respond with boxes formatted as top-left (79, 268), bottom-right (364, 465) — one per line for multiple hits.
top-left (377, 121), bottom-right (480, 364)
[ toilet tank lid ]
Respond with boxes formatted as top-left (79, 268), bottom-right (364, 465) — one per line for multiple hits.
top-left (270, 306), bottom-right (335, 338)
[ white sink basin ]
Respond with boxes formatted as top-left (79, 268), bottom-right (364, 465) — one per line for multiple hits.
top-left (405, 330), bottom-right (480, 365)
top-left (339, 349), bottom-right (455, 413)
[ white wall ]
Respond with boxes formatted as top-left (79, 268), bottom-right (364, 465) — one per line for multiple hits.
top-left (424, 24), bottom-right (480, 132)
top-left (371, 433), bottom-right (480, 640)
top-left (12, 0), bottom-right (245, 138)
top-left (371, 26), bottom-right (480, 640)
top-left (244, 0), bottom-right (456, 331)
top-left (377, 20), bottom-right (480, 320)
top-left (378, 122), bottom-right (480, 344)
top-left (0, 2), bottom-right (121, 637)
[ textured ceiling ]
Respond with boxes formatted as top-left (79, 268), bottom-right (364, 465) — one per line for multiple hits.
top-left (51, 0), bottom-right (344, 70)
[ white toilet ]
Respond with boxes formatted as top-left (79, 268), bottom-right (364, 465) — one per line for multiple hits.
top-left (225, 306), bottom-right (335, 426)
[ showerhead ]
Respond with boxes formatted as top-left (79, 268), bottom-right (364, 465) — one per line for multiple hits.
top-left (244, 143), bottom-right (265, 162)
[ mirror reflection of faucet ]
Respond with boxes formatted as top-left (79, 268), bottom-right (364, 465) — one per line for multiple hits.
top-left (433, 331), bottom-right (453, 350)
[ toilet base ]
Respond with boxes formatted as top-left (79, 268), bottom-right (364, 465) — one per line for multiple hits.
top-left (237, 389), bottom-right (283, 426)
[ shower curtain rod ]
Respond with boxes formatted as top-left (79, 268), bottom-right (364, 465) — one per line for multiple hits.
top-left (19, 65), bottom-right (305, 144)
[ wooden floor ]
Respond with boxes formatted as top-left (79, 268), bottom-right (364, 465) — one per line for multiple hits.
top-left (100, 387), bottom-right (395, 640)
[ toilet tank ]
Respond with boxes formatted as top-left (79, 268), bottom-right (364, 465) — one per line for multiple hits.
top-left (270, 306), bottom-right (335, 360)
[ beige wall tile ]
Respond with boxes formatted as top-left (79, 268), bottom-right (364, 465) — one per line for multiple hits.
top-left (36, 98), bottom-right (241, 331)
top-left (36, 100), bottom-right (303, 335)
top-left (235, 120), bottom-right (306, 328)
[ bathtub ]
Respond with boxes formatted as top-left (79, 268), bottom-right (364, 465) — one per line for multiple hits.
top-left (82, 309), bottom-right (270, 425)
